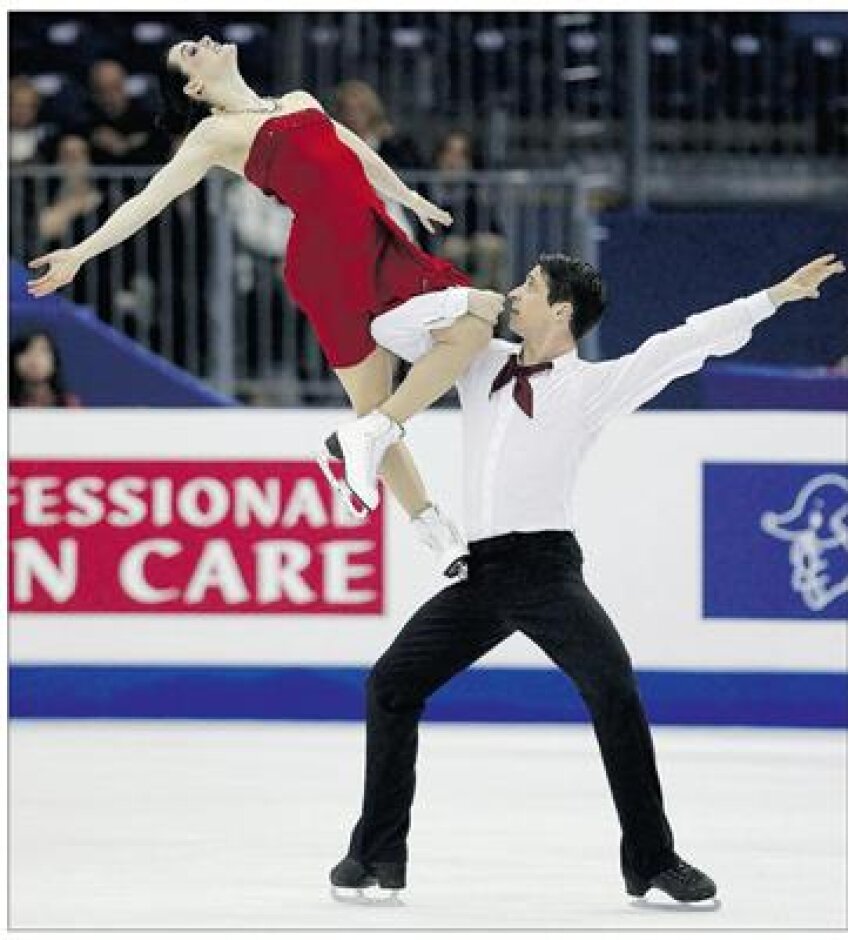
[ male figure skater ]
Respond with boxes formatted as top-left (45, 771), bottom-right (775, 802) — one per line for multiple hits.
top-left (329, 252), bottom-right (844, 904)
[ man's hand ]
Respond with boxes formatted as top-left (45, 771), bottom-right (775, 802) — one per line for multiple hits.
top-left (767, 254), bottom-right (845, 306)
top-left (91, 126), bottom-right (131, 156)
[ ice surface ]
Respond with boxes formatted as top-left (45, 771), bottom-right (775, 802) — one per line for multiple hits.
top-left (9, 722), bottom-right (846, 929)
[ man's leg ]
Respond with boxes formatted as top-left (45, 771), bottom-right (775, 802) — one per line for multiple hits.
top-left (519, 578), bottom-right (676, 881)
top-left (343, 580), bottom-right (511, 868)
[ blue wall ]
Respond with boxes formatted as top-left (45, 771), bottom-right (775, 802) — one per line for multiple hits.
top-left (597, 208), bottom-right (848, 408)
top-left (9, 260), bottom-right (234, 407)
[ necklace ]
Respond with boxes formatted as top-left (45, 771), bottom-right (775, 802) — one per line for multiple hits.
top-left (222, 97), bottom-right (281, 116)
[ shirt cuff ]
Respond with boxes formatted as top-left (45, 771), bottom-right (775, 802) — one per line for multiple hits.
top-left (747, 289), bottom-right (778, 326)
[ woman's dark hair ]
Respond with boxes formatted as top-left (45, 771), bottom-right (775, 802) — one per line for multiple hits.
top-left (9, 330), bottom-right (70, 407)
top-left (156, 53), bottom-right (211, 137)
top-left (538, 253), bottom-right (607, 341)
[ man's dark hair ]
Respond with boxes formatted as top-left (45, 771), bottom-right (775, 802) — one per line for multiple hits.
top-left (155, 53), bottom-right (211, 138)
top-left (538, 253), bottom-right (606, 341)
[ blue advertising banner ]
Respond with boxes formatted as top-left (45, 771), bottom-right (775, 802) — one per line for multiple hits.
top-left (703, 463), bottom-right (848, 620)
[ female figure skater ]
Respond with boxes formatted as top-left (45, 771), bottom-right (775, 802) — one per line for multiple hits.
top-left (27, 35), bottom-right (504, 577)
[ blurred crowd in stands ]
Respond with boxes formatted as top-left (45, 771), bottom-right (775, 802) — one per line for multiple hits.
top-left (11, 11), bottom-right (848, 163)
top-left (9, 12), bottom-right (846, 405)
top-left (10, 48), bottom-right (507, 404)
top-left (10, 58), bottom-right (507, 283)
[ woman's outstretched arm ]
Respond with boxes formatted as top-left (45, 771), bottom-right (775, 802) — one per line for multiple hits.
top-left (27, 121), bottom-right (220, 298)
top-left (331, 118), bottom-right (451, 233)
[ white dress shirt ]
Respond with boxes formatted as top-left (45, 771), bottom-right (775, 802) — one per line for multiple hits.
top-left (455, 291), bottom-right (778, 542)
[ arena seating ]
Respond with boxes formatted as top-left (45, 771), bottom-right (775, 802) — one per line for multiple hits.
top-left (10, 11), bottom-right (847, 163)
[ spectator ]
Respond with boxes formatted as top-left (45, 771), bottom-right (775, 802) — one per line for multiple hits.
top-left (9, 76), bottom-right (54, 263)
top-left (9, 331), bottom-right (81, 408)
top-left (38, 135), bottom-right (102, 245)
top-left (36, 133), bottom-right (110, 312)
top-left (332, 79), bottom-right (422, 239)
top-left (158, 130), bottom-right (210, 373)
top-left (332, 79), bottom-right (423, 168)
top-left (227, 176), bottom-right (294, 261)
top-left (226, 176), bottom-right (294, 380)
top-left (429, 129), bottom-right (507, 291)
top-left (9, 76), bottom-right (51, 164)
top-left (37, 133), bottom-right (150, 331)
top-left (85, 60), bottom-right (168, 165)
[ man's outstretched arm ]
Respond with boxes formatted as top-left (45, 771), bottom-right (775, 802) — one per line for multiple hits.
top-left (581, 253), bottom-right (844, 432)
top-left (765, 254), bottom-right (845, 306)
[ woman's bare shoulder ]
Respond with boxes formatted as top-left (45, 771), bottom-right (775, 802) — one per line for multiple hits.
top-left (173, 116), bottom-right (240, 166)
top-left (188, 115), bottom-right (231, 147)
top-left (282, 89), bottom-right (325, 112)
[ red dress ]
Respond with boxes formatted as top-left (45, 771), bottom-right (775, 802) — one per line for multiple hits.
top-left (243, 108), bottom-right (470, 368)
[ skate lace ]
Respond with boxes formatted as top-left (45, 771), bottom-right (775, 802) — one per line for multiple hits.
top-left (666, 860), bottom-right (701, 885)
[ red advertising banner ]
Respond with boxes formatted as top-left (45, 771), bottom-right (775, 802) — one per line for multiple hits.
top-left (8, 460), bottom-right (384, 614)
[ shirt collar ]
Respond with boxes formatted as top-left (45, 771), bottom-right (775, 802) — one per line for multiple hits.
top-left (517, 345), bottom-right (579, 373)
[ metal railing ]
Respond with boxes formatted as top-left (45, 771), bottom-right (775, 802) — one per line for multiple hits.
top-left (10, 165), bottom-right (212, 378)
top-left (10, 166), bottom-right (605, 405)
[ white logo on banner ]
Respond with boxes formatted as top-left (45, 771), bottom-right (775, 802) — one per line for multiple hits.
top-left (760, 473), bottom-right (848, 612)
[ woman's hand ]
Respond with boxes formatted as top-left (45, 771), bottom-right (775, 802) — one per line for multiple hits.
top-left (27, 248), bottom-right (84, 298)
top-left (408, 192), bottom-right (453, 233)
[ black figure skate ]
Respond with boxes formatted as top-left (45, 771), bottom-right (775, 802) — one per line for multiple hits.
top-left (329, 855), bottom-right (405, 906)
top-left (625, 854), bottom-right (718, 906)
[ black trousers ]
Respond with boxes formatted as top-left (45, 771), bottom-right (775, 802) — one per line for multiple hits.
top-left (347, 530), bottom-right (676, 881)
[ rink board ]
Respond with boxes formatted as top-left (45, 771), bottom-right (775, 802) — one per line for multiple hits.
top-left (9, 665), bottom-right (847, 727)
top-left (9, 410), bottom-right (847, 726)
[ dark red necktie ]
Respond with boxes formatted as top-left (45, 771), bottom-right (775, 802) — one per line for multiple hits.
top-left (489, 354), bottom-right (553, 417)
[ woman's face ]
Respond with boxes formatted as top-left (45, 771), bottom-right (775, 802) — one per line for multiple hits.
top-left (437, 134), bottom-right (472, 171)
top-left (166, 36), bottom-right (238, 96)
top-left (16, 336), bottom-right (56, 383)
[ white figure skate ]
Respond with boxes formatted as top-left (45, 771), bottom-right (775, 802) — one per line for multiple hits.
top-left (318, 410), bottom-right (404, 518)
top-left (412, 504), bottom-right (470, 579)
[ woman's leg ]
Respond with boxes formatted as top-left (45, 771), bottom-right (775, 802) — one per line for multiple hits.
top-left (334, 345), bottom-right (430, 518)
top-left (377, 290), bottom-right (502, 426)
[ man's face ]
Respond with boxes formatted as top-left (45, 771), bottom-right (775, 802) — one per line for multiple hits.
top-left (506, 265), bottom-right (570, 339)
top-left (90, 62), bottom-right (129, 114)
top-left (10, 85), bottom-right (40, 128)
